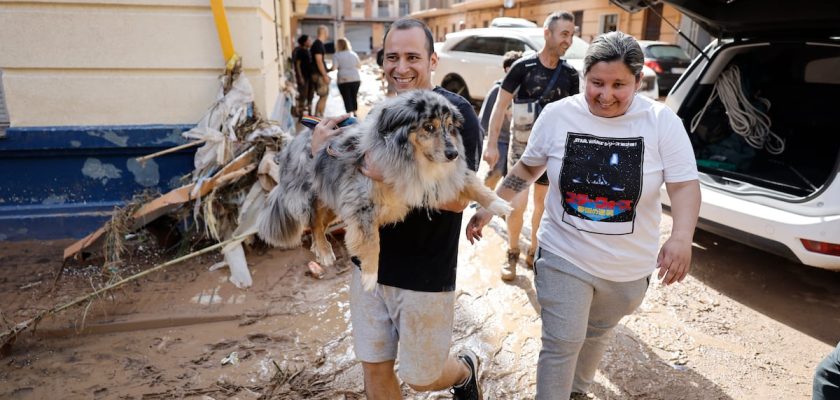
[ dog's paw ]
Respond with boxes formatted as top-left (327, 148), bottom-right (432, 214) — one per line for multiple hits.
top-left (486, 199), bottom-right (513, 217)
top-left (311, 244), bottom-right (336, 267)
top-left (361, 272), bottom-right (378, 292)
top-left (319, 251), bottom-right (336, 267)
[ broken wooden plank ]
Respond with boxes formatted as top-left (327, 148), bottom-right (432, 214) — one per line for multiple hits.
top-left (63, 148), bottom-right (256, 260)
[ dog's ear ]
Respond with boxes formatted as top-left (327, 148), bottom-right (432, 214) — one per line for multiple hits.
top-left (449, 102), bottom-right (464, 129)
top-left (375, 93), bottom-right (423, 145)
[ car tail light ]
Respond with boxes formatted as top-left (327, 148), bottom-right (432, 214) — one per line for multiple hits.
top-left (801, 239), bottom-right (840, 257)
top-left (645, 60), bottom-right (663, 74)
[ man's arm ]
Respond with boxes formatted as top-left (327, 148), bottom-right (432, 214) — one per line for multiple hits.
top-left (315, 53), bottom-right (329, 82)
top-left (483, 88), bottom-right (514, 168)
top-left (295, 58), bottom-right (305, 85)
top-left (569, 66), bottom-right (580, 95)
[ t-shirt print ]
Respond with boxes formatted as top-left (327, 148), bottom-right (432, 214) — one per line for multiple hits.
top-left (559, 132), bottom-right (644, 235)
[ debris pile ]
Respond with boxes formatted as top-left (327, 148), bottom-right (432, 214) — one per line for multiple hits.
top-left (1, 63), bottom-right (297, 348)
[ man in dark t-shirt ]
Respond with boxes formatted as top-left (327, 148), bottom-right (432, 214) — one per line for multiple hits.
top-left (310, 25), bottom-right (331, 117)
top-left (292, 35), bottom-right (313, 116)
top-left (484, 11), bottom-right (579, 281)
top-left (310, 18), bottom-right (484, 400)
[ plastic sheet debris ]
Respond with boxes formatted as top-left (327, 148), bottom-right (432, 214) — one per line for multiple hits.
top-left (221, 351), bottom-right (239, 366)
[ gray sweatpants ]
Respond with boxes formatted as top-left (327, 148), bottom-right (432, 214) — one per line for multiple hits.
top-left (534, 248), bottom-right (649, 399)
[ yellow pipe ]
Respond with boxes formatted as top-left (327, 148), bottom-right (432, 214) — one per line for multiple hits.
top-left (210, 0), bottom-right (237, 66)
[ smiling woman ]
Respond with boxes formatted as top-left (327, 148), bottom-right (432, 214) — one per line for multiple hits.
top-left (466, 30), bottom-right (701, 400)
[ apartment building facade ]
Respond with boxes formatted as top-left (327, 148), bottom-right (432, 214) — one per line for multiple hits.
top-left (414, 0), bottom-right (685, 45)
top-left (295, 0), bottom-right (425, 55)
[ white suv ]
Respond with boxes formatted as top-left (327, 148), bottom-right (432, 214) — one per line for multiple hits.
top-left (613, 0), bottom-right (840, 269)
top-left (432, 27), bottom-right (659, 103)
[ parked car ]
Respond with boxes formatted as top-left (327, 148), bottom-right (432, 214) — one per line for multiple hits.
top-left (638, 40), bottom-right (691, 95)
top-left (612, 0), bottom-right (840, 269)
top-left (431, 27), bottom-right (658, 104)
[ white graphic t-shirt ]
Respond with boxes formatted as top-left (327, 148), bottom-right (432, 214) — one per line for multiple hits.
top-left (521, 94), bottom-right (698, 282)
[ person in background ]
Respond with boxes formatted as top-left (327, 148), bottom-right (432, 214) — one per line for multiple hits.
top-left (310, 25), bottom-right (331, 117)
top-left (483, 11), bottom-right (580, 281)
top-left (466, 31), bottom-right (701, 400)
top-left (292, 34), bottom-right (313, 117)
top-left (333, 37), bottom-right (362, 116)
top-left (477, 50), bottom-right (522, 190)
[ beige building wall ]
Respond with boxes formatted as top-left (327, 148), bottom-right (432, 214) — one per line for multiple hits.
top-left (0, 0), bottom-right (287, 127)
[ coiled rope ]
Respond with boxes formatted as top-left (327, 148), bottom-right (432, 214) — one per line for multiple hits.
top-left (690, 65), bottom-right (785, 154)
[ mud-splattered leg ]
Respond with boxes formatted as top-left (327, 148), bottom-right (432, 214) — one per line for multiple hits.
top-left (344, 213), bottom-right (381, 291)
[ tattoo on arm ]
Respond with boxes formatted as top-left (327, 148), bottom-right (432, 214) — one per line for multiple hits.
top-left (502, 174), bottom-right (528, 193)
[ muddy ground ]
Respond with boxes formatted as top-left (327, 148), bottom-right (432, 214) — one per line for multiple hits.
top-left (1, 207), bottom-right (839, 399)
top-left (1, 65), bottom-right (839, 399)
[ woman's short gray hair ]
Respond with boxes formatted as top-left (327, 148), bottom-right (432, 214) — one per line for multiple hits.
top-left (583, 31), bottom-right (644, 79)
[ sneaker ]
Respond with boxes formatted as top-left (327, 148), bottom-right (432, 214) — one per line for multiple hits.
top-left (570, 392), bottom-right (595, 400)
top-left (451, 349), bottom-right (482, 400)
top-left (501, 249), bottom-right (519, 281)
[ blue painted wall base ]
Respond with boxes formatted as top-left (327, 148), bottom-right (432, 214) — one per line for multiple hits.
top-left (0, 125), bottom-right (196, 241)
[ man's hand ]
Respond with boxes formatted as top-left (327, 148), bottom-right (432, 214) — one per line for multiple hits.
top-left (360, 152), bottom-right (384, 182)
top-left (483, 143), bottom-right (499, 169)
top-left (311, 114), bottom-right (351, 156)
top-left (323, 74), bottom-right (331, 84)
top-left (465, 208), bottom-right (493, 244)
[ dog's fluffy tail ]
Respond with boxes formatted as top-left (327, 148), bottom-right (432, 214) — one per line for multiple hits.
top-left (257, 132), bottom-right (316, 248)
top-left (258, 184), bottom-right (308, 248)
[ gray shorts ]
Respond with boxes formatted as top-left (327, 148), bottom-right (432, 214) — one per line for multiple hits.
top-left (509, 126), bottom-right (549, 185)
top-left (349, 268), bottom-right (455, 385)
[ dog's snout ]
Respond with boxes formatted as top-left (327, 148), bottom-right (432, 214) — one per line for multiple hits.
top-left (444, 149), bottom-right (459, 160)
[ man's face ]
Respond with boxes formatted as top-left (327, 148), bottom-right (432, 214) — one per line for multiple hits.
top-left (383, 27), bottom-right (438, 93)
top-left (544, 19), bottom-right (575, 57)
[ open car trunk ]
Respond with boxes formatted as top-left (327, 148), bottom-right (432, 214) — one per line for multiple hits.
top-left (677, 41), bottom-right (840, 198)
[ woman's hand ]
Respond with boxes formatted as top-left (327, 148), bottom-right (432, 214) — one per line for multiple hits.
top-left (465, 208), bottom-right (494, 244)
top-left (658, 180), bottom-right (700, 285)
top-left (311, 114), bottom-right (351, 156)
top-left (656, 234), bottom-right (692, 285)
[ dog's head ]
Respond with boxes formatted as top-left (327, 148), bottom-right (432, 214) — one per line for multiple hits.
top-left (374, 90), bottom-right (465, 163)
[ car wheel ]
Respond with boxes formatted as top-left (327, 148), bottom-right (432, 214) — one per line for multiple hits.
top-left (442, 75), bottom-right (470, 100)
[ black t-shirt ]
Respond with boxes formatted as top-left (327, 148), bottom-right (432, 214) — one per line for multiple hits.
top-left (376, 87), bottom-right (482, 292)
top-left (292, 46), bottom-right (312, 77)
top-left (501, 53), bottom-right (579, 108)
top-left (310, 39), bottom-right (328, 76)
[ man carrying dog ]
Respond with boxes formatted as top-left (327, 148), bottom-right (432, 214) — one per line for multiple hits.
top-left (483, 11), bottom-right (579, 281)
top-left (312, 17), bottom-right (483, 400)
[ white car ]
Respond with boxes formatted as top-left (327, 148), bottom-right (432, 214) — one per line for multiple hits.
top-left (432, 27), bottom-right (659, 103)
top-left (612, 0), bottom-right (840, 269)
